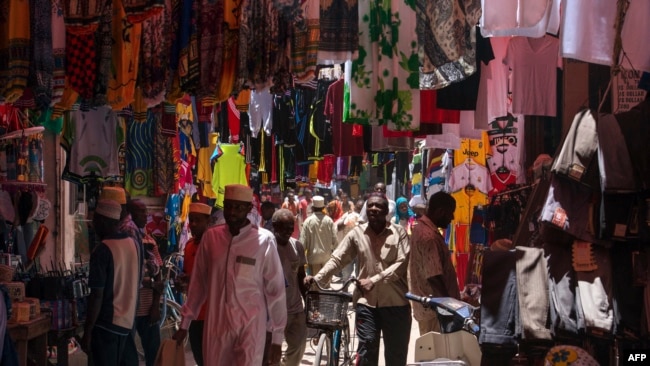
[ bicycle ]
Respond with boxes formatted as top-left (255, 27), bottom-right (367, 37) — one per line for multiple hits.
top-left (158, 252), bottom-right (185, 340)
top-left (135, 252), bottom-right (186, 360)
top-left (305, 278), bottom-right (360, 366)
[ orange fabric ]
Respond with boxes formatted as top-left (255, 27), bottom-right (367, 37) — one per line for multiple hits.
top-left (107, 0), bottom-right (142, 109)
top-left (455, 224), bottom-right (470, 253)
top-left (183, 238), bottom-right (206, 320)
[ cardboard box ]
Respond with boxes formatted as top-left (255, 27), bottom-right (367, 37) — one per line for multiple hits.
top-left (5, 281), bottom-right (25, 303)
top-left (24, 297), bottom-right (41, 319)
top-left (11, 302), bottom-right (31, 323)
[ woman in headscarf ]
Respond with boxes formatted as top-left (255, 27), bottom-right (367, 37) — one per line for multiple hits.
top-left (326, 199), bottom-right (344, 223)
top-left (390, 197), bottom-right (414, 233)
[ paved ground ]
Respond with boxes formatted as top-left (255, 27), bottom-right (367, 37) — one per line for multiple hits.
top-left (66, 307), bottom-right (422, 366)
top-left (172, 308), bottom-right (421, 366)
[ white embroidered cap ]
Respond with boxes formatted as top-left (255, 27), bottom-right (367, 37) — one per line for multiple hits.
top-left (95, 199), bottom-right (123, 220)
top-left (224, 184), bottom-right (253, 202)
top-left (189, 202), bottom-right (212, 215)
top-left (312, 196), bottom-right (325, 208)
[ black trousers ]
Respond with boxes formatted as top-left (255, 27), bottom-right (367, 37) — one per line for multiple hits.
top-left (189, 320), bottom-right (204, 366)
top-left (355, 303), bottom-right (411, 366)
top-left (90, 327), bottom-right (129, 366)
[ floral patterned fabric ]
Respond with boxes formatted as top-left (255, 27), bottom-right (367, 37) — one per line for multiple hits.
top-left (544, 345), bottom-right (599, 366)
top-left (417, 0), bottom-right (482, 90)
top-left (345, 0), bottom-right (420, 131)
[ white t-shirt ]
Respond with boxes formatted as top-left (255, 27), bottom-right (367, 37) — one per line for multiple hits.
top-left (504, 35), bottom-right (562, 117)
top-left (249, 87), bottom-right (273, 136)
top-left (66, 107), bottom-right (120, 179)
top-left (449, 163), bottom-right (493, 195)
top-left (560, 0), bottom-right (617, 66)
top-left (480, 0), bottom-right (560, 38)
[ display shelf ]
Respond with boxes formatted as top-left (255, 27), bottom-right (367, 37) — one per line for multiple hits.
top-left (0, 181), bottom-right (47, 192)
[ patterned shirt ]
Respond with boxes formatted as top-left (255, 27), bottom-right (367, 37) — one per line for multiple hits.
top-left (408, 216), bottom-right (460, 321)
top-left (315, 223), bottom-right (410, 308)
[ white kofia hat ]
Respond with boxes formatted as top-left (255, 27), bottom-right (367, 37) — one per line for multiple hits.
top-left (224, 184), bottom-right (253, 202)
top-left (95, 199), bottom-right (123, 220)
top-left (312, 196), bottom-right (325, 208)
top-left (189, 202), bottom-right (212, 215)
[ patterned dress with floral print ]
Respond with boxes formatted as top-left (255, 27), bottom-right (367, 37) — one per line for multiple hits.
top-left (345, 0), bottom-right (420, 131)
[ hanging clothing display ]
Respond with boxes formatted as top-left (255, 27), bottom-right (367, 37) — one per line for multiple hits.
top-left (196, 0), bottom-right (224, 99)
top-left (30, 0), bottom-right (54, 109)
top-left (60, 106), bottom-right (121, 183)
top-left (324, 78), bottom-right (363, 157)
top-left (486, 113), bottom-right (525, 190)
top-left (475, 37), bottom-right (510, 130)
top-left (153, 105), bottom-right (180, 196)
top-left (107, 0), bottom-right (142, 110)
top-left (138, 1), bottom-right (171, 107)
top-left (417, 0), bottom-right (482, 90)
top-left (561, 0), bottom-right (650, 73)
top-left (317, 0), bottom-right (358, 63)
top-left (449, 162), bottom-right (492, 196)
top-left (50, 0), bottom-right (66, 105)
top-left (503, 35), bottom-right (561, 117)
top-left (0, 0), bottom-right (30, 102)
top-left (291, 0), bottom-right (319, 83)
top-left (345, 0), bottom-right (420, 131)
top-left (125, 111), bottom-right (155, 197)
top-left (453, 134), bottom-right (491, 167)
top-left (249, 86), bottom-right (274, 137)
top-left (210, 143), bottom-right (248, 208)
top-left (480, 0), bottom-right (560, 38)
top-left (436, 28), bottom-right (494, 111)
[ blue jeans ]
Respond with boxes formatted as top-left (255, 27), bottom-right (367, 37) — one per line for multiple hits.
top-left (355, 304), bottom-right (411, 366)
top-left (479, 250), bottom-right (518, 346)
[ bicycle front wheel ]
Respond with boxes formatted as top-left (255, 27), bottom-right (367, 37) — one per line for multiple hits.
top-left (340, 324), bottom-right (352, 366)
top-left (160, 299), bottom-right (183, 341)
top-left (314, 332), bottom-right (331, 366)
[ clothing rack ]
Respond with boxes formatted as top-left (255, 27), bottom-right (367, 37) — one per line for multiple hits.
top-left (493, 182), bottom-right (537, 197)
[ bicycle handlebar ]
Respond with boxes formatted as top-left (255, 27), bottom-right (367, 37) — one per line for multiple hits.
top-left (405, 292), bottom-right (480, 335)
top-left (310, 277), bottom-right (362, 295)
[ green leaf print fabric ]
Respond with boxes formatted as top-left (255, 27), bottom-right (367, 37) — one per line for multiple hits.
top-left (344, 0), bottom-right (420, 131)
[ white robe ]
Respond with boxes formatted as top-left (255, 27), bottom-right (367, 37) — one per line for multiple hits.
top-left (181, 223), bottom-right (287, 365)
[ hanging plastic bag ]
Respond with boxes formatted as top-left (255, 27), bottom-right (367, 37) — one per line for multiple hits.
top-left (154, 339), bottom-right (186, 366)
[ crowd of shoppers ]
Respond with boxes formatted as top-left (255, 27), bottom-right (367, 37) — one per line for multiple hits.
top-left (81, 184), bottom-right (460, 366)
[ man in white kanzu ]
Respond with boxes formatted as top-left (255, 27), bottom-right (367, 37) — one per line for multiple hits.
top-left (173, 184), bottom-right (287, 365)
